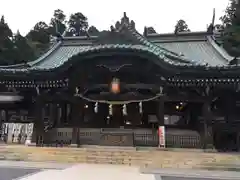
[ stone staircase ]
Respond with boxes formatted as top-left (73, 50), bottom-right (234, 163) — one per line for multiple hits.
top-left (0, 145), bottom-right (152, 167)
top-left (1, 145), bottom-right (240, 170)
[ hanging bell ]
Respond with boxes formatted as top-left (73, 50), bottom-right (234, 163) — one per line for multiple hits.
top-left (123, 104), bottom-right (127, 116)
top-left (94, 102), bottom-right (98, 113)
top-left (109, 104), bottom-right (113, 116)
top-left (139, 102), bottom-right (142, 114)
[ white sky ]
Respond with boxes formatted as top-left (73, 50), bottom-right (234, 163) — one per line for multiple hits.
top-left (0, 0), bottom-right (230, 35)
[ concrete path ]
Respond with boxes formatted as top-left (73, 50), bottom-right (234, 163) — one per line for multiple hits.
top-left (0, 167), bottom-right (40, 180)
top-left (0, 161), bottom-right (71, 180)
top-left (0, 160), bottom-right (75, 169)
top-left (142, 168), bottom-right (240, 180)
top-left (0, 161), bottom-right (239, 180)
top-left (160, 176), bottom-right (232, 180)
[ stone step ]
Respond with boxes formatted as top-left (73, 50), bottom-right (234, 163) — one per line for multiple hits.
top-left (1, 145), bottom-right (240, 170)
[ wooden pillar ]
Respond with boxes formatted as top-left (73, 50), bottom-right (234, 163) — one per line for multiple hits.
top-left (49, 103), bottom-right (56, 127)
top-left (71, 99), bottom-right (83, 146)
top-left (225, 95), bottom-right (233, 123)
top-left (156, 98), bottom-right (165, 126)
top-left (31, 97), bottom-right (44, 146)
top-left (202, 100), bottom-right (214, 149)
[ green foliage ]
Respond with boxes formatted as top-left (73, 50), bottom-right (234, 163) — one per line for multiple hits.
top-left (0, 9), bottom-right (101, 65)
top-left (49, 9), bottom-right (66, 36)
top-left (67, 12), bottom-right (88, 36)
top-left (13, 31), bottom-right (35, 63)
top-left (88, 26), bottom-right (100, 36)
top-left (221, 0), bottom-right (240, 56)
top-left (0, 15), bottom-right (15, 65)
top-left (174, 19), bottom-right (190, 34)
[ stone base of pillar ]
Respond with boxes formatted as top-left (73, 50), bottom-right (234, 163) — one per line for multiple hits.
top-left (27, 142), bottom-right (37, 147)
top-left (201, 127), bottom-right (215, 150)
top-left (70, 144), bottom-right (78, 148)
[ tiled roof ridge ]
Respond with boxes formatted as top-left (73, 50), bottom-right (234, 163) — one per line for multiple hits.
top-left (147, 31), bottom-right (210, 38)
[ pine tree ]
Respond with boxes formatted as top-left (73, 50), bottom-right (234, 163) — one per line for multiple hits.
top-left (13, 31), bottom-right (35, 63)
top-left (0, 15), bottom-right (15, 65)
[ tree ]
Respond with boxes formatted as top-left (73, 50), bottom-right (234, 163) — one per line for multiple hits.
top-left (174, 19), bottom-right (190, 34)
top-left (13, 31), bottom-right (35, 63)
top-left (220, 0), bottom-right (240, 56)
top-left (27, 21), bottom-right (49, 44)
top-left (49, 9), bottom-right (67, 36)
top-left (220, 0), bottom-right (238, 28)
top-left (26, 21), bottom-right (50, 56)
top-left (87, 26), bottom-right (100, 36)
top-left (0, 15), bottom-right (15, 65)
top-left (67, 12), bottom-right (88, 36)
top-left (0, 16), bottom-right (13, 41)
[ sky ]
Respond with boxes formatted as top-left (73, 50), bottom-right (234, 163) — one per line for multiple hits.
top-left (0, 0), bottom-right (230, 35)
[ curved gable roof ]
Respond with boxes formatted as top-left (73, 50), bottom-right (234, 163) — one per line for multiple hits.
top-left (0, 13), bottom-right (239, 76)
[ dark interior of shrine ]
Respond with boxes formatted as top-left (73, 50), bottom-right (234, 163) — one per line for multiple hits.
top-left (67, 54), bottom-right (164, 101)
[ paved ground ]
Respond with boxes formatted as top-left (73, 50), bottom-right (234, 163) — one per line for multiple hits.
top-left (0, 168), bottom-right (233, 180)
top-left (159, 176), bottom-right (232, 180)
top-left (0, 161), bottom-right (70, 180)
top-left (0, 161), bottom-right (238, 180)
top-left (142, 167), bottom-right (240, 180)
top-left (0, 167), bottom-right (40, 180)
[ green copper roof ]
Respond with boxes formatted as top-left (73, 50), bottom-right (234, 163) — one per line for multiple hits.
top-left (32, 44), bottom-right (191, 69)
top-left (147, 33), bottom-right (232, 66)
top-left (0, 13), bottom-right (239, 75)
top-left (0, 44), bottom-right (192, 73)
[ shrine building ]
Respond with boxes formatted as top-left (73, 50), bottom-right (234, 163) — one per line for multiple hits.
top-left (0, 13), bottom-right (239, 151)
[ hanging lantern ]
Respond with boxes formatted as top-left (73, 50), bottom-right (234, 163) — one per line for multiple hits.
top-left (110, 78), bottom-right (120, 94)
top-left (123, 104), bottom-right (127, 116)
top-left (94, 102), bottom-right (98, 113)
top-left (139, 102), bottom-right (142, 114)
top-left (109, 104), bottom-right (113, 116)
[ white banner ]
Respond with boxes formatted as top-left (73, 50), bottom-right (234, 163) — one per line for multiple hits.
top-left (158, 126), bottom-right (165, 148)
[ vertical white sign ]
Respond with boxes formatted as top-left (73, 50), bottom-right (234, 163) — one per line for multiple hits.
top-left (158, 126), bottom-right (165, 148)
